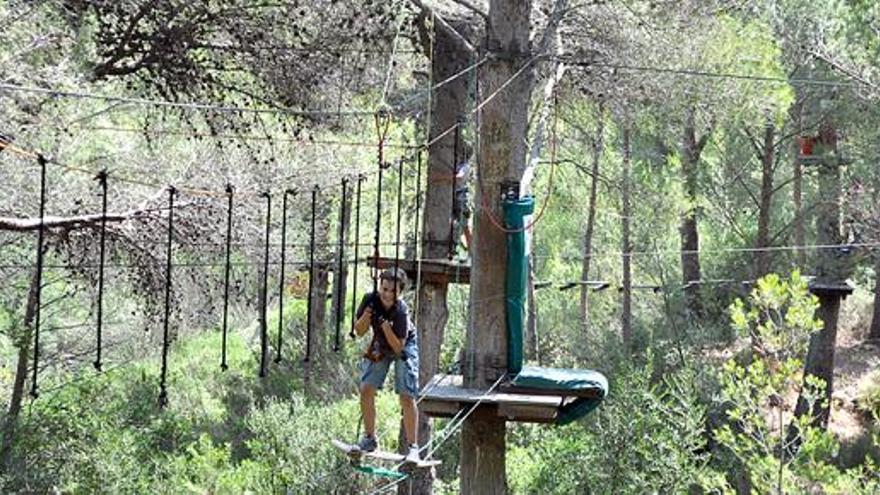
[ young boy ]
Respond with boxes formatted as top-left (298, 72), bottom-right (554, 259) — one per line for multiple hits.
top-left (353, 267), bottom-right (420, 462)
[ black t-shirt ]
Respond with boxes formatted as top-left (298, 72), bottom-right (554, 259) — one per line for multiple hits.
top-left (356, 292), bottom-right (415, 356)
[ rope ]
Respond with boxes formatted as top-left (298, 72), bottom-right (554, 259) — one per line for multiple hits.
top-left (30, 154), bottom-right (48, 398)
top-left (158, 186), bottom-right (175, 408)
top-left (412, 152), bottom-right (424, 332)
top-left (0, 82), bottom-right (378, 118)
top-left (334, 179), bottom-right (349, 352)
top-left (393, 159), bottom-right (404, 279)
top-left (372, 113), bottom-right (393, 290)
top-left (350, 175), bottom-right (365, 339)
top-left (305, 186), bottom-right (318, 363)
top-left (93, 170), bottom-right (108, 371)
top-left (365, 374), bottom-right (508, 494)
top-left (259, 192), bottom-right (271, 377)
top-left (220, 184), bottom-right (234, 371)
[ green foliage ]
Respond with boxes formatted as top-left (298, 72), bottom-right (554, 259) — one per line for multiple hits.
top-left (729, 271), bottom-right (822, 359)
top-left (1, 330), bottom-right (405, 494)
top-left (856, 370), bottom-right (880, 421)
top-left (716, 272), bottom-right (879, 493)
top-left (508, 361), bottom-right (726, 494)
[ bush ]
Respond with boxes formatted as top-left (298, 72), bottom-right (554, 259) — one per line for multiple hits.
top-left (508, 360), bottom-right (725, 494)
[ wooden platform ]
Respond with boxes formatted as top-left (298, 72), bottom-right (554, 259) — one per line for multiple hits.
top-left (809, 280), bottom-right (854, 299)
top-left (420, 374), bottom-right (575, 424)
top-left (367, 256), bottom-right (470, 285)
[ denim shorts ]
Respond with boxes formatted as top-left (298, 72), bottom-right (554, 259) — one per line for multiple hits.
top-left (360, 336), bottom-right (419, 398)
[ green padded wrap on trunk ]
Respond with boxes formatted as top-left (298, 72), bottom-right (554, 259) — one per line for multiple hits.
top-left (503, 196), bottom-right (608, 424)
top-left (502, 196), bottom-right (534, 375)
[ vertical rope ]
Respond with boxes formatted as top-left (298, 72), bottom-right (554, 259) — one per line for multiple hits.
top-left (305, 185), bottom-right (318, 363)
top-left (93, 170), bottom-right (108, 371)
top-left (276, 189), bottom-right (294, 363)
top-left (448, 124), bottom-right (460, 260)
top-left (413, 152), bottom-right (424, 329)
top-left (220, 184), bottom-right (234, 371)
top-left (373, 165), bottom-right (384, 293)
top-left (394, 158), bottom-right (404, 276)
top-left (30, 154), bottom-right (48, 398)
top-left (373, 112), bottom-right (391, 291)
top-left (259, 192), bottom-right (271, 377)
top-left (158, 186), bottom-right (176, 408)
top-left (350, 175), bottom-right (364, 339)
top-left (334, 178), bottom-right (348, 352)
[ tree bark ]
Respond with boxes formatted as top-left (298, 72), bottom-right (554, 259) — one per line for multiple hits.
top-left (869, 165), bottom-right (880, 341)
top-left (0, 264), bottom-right (41, 471)
top-left (870, 254), bottom-right (880, 341)
top-left (621, 127), bottom-right (633, 351)
top-left (462, 0), bottom-right (535, 492)
top-left (580, 106), bottom-right (604, 330)
top-left (332, 192), bottom-right (352, 350)
top-left (405, 14), bottom-right (475, 495)
top-left (753, 118), bottom-right (776, 279)
top-left (304, 192), bottom-right (331, 395)
top-left (680, 107), bottom-right (708, 317)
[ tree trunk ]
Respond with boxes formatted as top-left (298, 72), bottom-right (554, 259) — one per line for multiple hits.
top-left (304, 192), bottom-right (331, 395)
top-left (792, 103), bottom-right (806, 269)
top-left (332, 192), bottom-right (352, 351)
top-left (870, 254), bottom-right (880, 341)
top-left (754, 118), bottom-right (776, 279)
top-left (580, 107), bottom-right (604, 330)
top-left (680, 107), bottom-right (707, 317)
top-left (405, 14), bottom-right (475, 495)
top-left (0, 264), bottom-right (41, 470)
top-left (621, 127), bottom-right (633, 351)
top-left (462, 0), bottom-right (534, 492)
top-left (793, 119), bottom-right (848, 429)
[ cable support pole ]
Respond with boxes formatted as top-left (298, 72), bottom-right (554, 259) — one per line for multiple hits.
top-left (394, 159), bottom-right (404, 276)
top-left (448, 124), bottom-right (460, 260)
top-left (158, 186), bottom-right (176, 408)
top-left (350, 175), bottom-right (364, 339)
top-left (276, 189), bottom-right (294, 363)
top-left (259, 192), bottom-right (271, 377)
top-left (305, 185), bottom-right (318, 363)
top-left (94, 170), bottom-right (108, 371)
top-left (334, 178), bottom-right (348, 352)
top-left (30, 154), bottom-right (48, 398)
top-left (220, 184), bottom-right (234, 371)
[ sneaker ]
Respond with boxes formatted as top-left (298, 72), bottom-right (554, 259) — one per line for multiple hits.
top-left (405, 444), bottom-right (421, 463)
top-left (357, 435), bottom-right (377, 453)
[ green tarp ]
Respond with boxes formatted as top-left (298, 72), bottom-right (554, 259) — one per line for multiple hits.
top-left (503, 196), bottom-right (608, 424)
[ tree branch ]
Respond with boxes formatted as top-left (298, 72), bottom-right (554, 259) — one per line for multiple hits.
top-left (409, 0), bottom-right (476, 55)
top-left (448, 0), bottom-right (488, 20)
top-left (0, 212), bottom-right (140, 232)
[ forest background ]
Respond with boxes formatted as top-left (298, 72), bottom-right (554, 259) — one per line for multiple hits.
top-left (1, 0), bottom-right (880, 493)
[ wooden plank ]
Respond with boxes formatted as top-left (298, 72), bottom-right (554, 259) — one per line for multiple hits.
top-left (498, 384), bottom-right (603, 399)
top-left (497, 404), bottom-right (557, 423)
top-left (422, 375), bottom-right (563, 407)
top-left (368, 256), bottom-right (471, 284)
top-left (419, 374), bottom-right (588, 423)
top-left (332, 440), bottom-right (441, 468)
